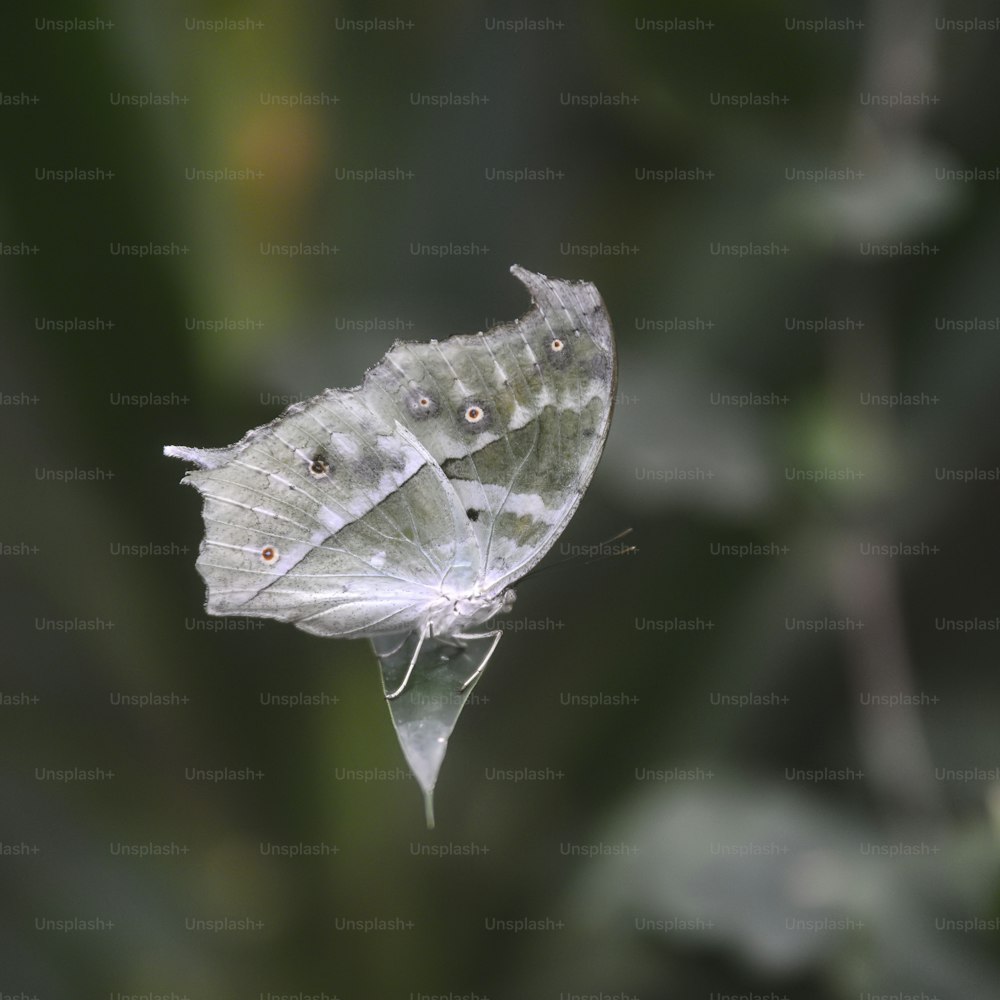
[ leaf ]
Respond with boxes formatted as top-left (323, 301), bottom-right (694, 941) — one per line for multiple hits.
top-left (371, 632), bottom-right (496, 828)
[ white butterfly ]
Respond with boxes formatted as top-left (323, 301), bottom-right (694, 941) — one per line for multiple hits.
top-left (165, 266), bottom-right (616, 699)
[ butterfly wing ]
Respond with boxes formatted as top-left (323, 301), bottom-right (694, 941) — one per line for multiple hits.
top-left (165, 405), bottom-right (479, 637)
top-left (165, 266), bottom-right (614, 635)
top-left (361, 265), bottom-right (616, 593)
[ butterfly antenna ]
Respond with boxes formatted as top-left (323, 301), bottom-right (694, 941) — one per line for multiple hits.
top-left (519, 527), bottom-right (636, 585)
top-left (584, 527), bottom-right (636, 564)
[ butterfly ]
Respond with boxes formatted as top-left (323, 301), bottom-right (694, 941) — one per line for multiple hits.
top-left (165, 265), bottom-right (616, 703)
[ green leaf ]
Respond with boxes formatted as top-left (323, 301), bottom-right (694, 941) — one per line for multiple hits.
top-left (371, 633), bottom-right (495, 828)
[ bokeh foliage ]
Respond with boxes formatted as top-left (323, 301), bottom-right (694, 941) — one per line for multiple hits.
top-left (1, 1), bottom-right (999, 996)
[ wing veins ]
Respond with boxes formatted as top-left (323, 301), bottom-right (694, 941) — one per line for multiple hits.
top-left (298, 404), bottom-right (446, 579)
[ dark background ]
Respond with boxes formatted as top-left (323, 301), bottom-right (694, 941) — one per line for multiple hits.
top-left (2, 2), bottom-right (999, 997)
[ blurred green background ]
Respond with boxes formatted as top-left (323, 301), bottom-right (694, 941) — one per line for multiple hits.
top-left (2, 1), bottom-right (999, 996)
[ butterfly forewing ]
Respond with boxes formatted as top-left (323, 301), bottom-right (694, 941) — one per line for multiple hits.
top-left (363, 266), bottom-right (616, 594)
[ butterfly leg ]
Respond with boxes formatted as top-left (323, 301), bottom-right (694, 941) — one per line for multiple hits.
top-left (383, 628), bottom-right (428, 700)
top-left (455, 629), bottom-right (503, 691)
